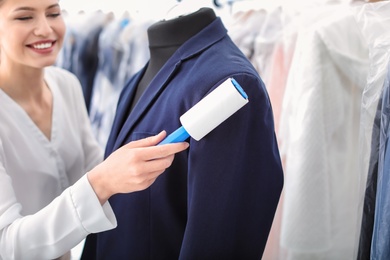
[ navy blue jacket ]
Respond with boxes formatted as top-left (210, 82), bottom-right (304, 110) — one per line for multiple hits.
top-left (82, 17), bottom-right (283, 260)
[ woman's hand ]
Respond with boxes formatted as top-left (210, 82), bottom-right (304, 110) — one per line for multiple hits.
top-left (87, 131), bottom-right (189, 204)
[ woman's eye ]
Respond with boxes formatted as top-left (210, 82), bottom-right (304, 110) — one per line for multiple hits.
top-left (48, 13), bottom-right (61, 18)
top-left (16, 16), bottom-right (32, 21)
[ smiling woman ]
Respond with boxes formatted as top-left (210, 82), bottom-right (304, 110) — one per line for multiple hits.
top-left (0, 0), bottom-right (189, 259)
top-left (0, 2), bottom-right (64, 69)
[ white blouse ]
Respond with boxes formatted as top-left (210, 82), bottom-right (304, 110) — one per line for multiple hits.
top-left (0, 66), bottom-right (116, 260)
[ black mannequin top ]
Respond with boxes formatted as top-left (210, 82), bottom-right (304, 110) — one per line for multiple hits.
top-left (130, 7), bottom-right (217, 111)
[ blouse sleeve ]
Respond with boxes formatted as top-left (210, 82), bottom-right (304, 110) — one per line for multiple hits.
top-left (0, 140), bottom-right (116, 260)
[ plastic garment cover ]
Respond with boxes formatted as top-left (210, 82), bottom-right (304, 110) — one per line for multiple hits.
top-left (227, 8), bottom-right (267, 62)
top-left (353, 2), bottom-right (390, 259)
top-left (279, 3), bottom-right (369, 259)
top-left (251, 6), bottom-right (283, 87)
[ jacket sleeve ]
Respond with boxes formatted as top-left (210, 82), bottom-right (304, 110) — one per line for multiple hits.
top-left (179, 74), bottom-right (284, 259)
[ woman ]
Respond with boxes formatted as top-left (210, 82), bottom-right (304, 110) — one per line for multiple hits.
top-left (0, 0), bottom-right (189, 259)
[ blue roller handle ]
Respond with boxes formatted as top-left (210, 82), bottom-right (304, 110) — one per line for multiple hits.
top-left (158, 126), bottom-right (190, 145)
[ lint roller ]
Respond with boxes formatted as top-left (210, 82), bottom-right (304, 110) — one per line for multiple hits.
top-left (159, 77), bottom-right (249, 145)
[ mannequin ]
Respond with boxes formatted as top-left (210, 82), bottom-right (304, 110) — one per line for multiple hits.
top-left (83, 6), bottom-right (283, 260)
top-left (130, 7), bottom-right (216, 111)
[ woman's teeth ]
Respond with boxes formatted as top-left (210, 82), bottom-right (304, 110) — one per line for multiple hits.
top-left (33, 42), bottom-right (52, 49)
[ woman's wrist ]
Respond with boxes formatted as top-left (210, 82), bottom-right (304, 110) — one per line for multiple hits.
top-left (87, 168), bottom-right (111, 205)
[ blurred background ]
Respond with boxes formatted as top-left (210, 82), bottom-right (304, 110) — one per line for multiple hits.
top-left (56, 1), bottom-right (390, 259)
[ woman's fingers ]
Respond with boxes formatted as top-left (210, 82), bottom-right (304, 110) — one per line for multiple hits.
top-left (124, 132), bottom-right (189, 158)
top-left (125, 131), bottom-right (167, 149)
top-left (141, 154), bottom-right (176, 174)
top-left (143, 142), bottom-right (189, 161)
top-left (88, 133), bottom-right (189, 205)
top-left (123, 135), bottom-right (189, 162)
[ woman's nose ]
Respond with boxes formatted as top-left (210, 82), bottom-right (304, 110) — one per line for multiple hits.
top-left (34, 16), bottom-right (53, 37)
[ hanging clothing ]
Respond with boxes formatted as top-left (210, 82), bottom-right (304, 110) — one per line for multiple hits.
top-left (279, 4), bottom-right (369, 259)
top-left (227, 8), bottom-right (267, 62)
top-left (370, 62), bottom-right (390, 260)
top-left (354, 2), bottom-right (390, 258)
top-left (88, 18), bottom-right (153, 148)
top-left (0, 67), bottom-right (116, 259)
top-left (57, 11), bottom-right (109, 112)
top-left (88, 18), bottom-right (130, 148)
top-left (357, 89), bottom-right (382, 260)
top-left (82, 17), bottom-right (283, 259)
top-left (251, 6), bottom-right (283, 87)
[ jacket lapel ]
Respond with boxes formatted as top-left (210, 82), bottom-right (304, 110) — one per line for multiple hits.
top-left (111, 59), bottom-right (182, 151)
top-left (109, 18), bottom-right (227, 153)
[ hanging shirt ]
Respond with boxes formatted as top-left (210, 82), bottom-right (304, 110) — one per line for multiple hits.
top-left (0, 66), bottom-right (116, 260)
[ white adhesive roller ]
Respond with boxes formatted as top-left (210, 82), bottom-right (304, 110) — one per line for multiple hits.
top-left (159, 77), bottom-right (249, 144)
